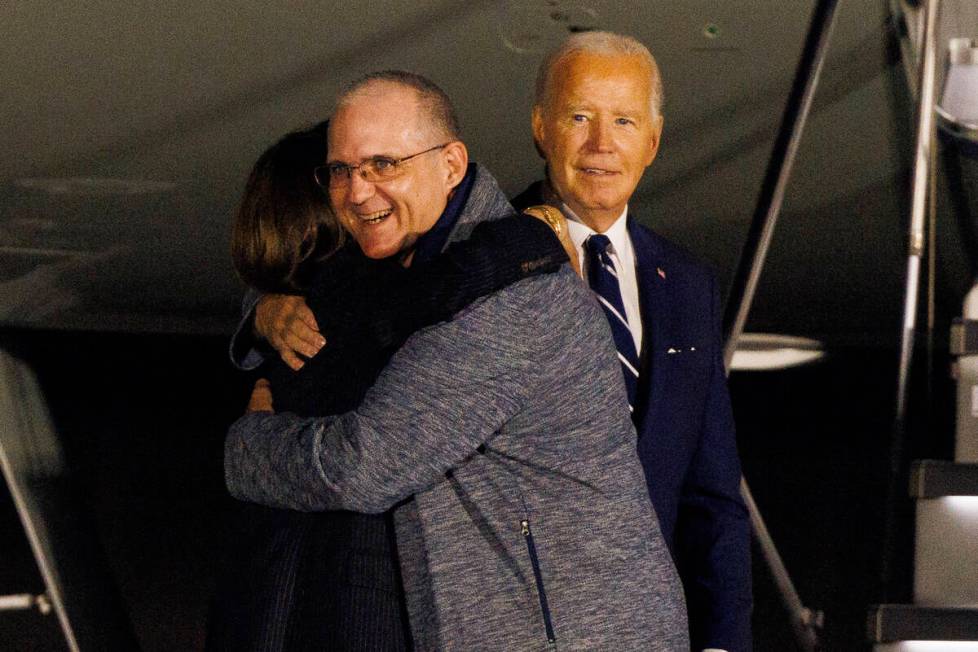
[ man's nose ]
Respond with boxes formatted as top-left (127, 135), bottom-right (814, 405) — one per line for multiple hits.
top-left (586, 119), bottom-right (614, 152)
top-left (347, 170), bottom-right (376, 204)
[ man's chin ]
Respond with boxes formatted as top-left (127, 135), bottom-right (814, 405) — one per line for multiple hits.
top-left (564, 181), bottom-right (627, 206)
top-left (566, 193), bottom-right (627, 217)
top-left (352, 237), bottom-right (388, 258)
top-left (355, 237), bottom-right (409, 261)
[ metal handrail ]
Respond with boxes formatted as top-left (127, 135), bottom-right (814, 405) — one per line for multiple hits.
top-left (881, 0), bottom-right (942, 603)
top-left (720, 1), bottom-right (841, 649)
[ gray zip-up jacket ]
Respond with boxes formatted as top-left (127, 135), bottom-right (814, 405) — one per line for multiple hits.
top-left (225, 164), bottom-right (688, 651)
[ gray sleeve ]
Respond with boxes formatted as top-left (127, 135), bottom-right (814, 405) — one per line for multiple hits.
top-left (224, 281), bottom-right (543, 513)
top-left (228, 288), bottom-right (265, 371)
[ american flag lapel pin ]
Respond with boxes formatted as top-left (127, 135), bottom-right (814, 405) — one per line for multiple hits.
top-left (657, 267), bottom-right (666, 280)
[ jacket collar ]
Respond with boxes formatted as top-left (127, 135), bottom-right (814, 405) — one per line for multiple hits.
top-left (445, 163), bottom-right (517, 244)
top-left (628, 218), bottom-right (670, 434)
top-left (411, 163), bottom-right (478, 264)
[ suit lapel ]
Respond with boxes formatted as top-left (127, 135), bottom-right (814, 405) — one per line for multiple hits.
top-left (628, 219), bottom-right (669, 439)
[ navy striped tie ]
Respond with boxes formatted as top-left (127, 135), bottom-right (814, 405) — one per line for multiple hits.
top-left (585, 234), bottom-right (639, 412)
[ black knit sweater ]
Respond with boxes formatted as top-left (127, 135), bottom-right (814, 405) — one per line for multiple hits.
top-left (265, 213), bottom-right (567, 415)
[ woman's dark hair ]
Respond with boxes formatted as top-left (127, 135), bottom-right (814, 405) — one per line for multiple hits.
top-left (230, 121), bottom-right (344, 293)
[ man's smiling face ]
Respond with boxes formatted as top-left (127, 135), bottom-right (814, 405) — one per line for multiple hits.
top-left (533, 51), bottom-right (663, 231)
top-left (327, 82), bottom-right (454, 260)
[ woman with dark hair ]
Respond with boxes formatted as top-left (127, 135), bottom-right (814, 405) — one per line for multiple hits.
top-left (230, 121), bottom-right (344, 295)
top-left (213, 124), bottom-right (575, 651)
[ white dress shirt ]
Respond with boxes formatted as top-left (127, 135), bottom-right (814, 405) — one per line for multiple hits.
top-left (562, 203), bottom-right (643, 357)
top-left (565, 204), bottom-right (726, 652)
top-left (563, 203), bottom-right (728, 652)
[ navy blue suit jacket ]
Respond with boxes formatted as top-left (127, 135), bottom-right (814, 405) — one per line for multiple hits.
top-left (513, 183), bottom-right (752, 651)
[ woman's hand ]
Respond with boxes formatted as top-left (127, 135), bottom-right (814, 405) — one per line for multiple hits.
top-left (254, 294), bottom-right (325, 371)
top-left (247, 378), bottom-right (275, 413)
top-left (523, 205), bottom-right (582, 278)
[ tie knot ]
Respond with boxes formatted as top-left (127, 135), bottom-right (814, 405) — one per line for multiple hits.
top-left (586, 234), bottom-right (612, 257)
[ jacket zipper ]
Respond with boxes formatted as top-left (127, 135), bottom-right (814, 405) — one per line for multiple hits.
top-left (521, 518), bottom-right (556, 645)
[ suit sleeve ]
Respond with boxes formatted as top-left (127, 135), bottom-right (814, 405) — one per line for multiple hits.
top-left (224, 281), bottom-right (543, 513)
top-left (385, 214), bottom-right (567, 339)
top-left (315, 216), bottom-right (567, 354)
top-left (674, 273), bottom-right (752, 652)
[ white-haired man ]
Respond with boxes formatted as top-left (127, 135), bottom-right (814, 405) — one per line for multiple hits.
top-left (512, 31), bottom-right (752, 652)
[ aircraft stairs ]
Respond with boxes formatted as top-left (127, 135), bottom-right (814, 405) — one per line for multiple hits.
top-left (868, 457), bottom-right (978, 649)
top-left (869, 1), bottom-right (978, 649)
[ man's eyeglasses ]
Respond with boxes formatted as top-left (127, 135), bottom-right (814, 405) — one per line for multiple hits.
top-left (314, 143), bottom-right (450, 188)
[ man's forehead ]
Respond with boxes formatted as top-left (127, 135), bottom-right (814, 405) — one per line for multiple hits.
top-left (328, 89), bottom-right (425, 158)
top-left (556, 53), bottom-right (650, 86)
top-left (550, 54), bottom-right (653, 107)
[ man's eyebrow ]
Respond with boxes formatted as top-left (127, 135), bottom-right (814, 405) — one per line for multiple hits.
top-left (325, 153), bottom-right (396, 166)
top-left (564, 101), bottom-right (593, 112)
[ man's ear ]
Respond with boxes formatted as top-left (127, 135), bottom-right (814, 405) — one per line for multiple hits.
top-left (645, 115), bottom-right (664, 167)
top-left (443, 141), bottom-right (469, 189)
top-left (531, 106), bottom-right (548, 159)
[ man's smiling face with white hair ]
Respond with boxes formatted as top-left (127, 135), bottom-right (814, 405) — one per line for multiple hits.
top-left (532, 51), bottom-right (663, 232)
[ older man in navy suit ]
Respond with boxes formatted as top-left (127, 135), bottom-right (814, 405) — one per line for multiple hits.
top-left (511, 32), bottom-right (752, 652)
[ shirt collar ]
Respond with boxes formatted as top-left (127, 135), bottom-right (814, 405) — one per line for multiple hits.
top-left (562, 203), bottom-right (632, 261)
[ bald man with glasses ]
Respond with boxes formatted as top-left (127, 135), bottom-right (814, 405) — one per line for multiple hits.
top-left (226, 71), bottom-right (688, 649)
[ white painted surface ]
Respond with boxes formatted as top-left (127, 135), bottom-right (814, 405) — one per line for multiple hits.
top-left (876, 643), bottom-right (978, 652)
top-left (915, 498), bottom-right (978, 605)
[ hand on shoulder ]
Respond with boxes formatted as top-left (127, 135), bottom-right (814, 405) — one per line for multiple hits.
top-left (522, 205), bottom-right (581, 278)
